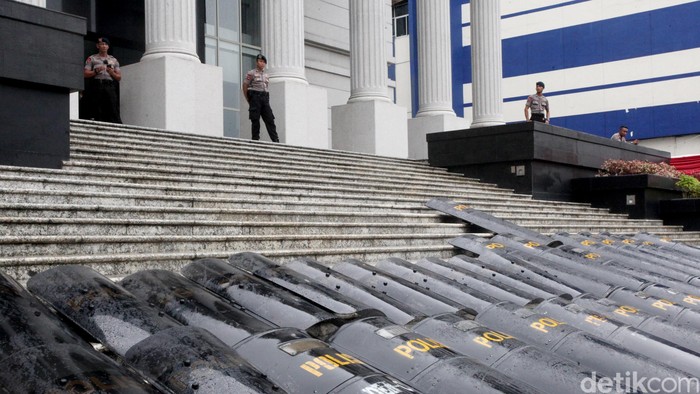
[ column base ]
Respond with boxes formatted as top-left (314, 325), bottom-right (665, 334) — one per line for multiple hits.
top-left (120, 56), bottom-right (223, 137)
top-left (408, 115), bottom-right (469, 159)
top-left (239, 80), bottom-right (329, 147)
top-left (331, 100), bottom-right (408, 158)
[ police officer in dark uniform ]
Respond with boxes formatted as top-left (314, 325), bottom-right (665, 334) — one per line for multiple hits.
top-left (242, 54), bottom-right (279, 142)
top-left (83, 37), bottom-right (122, 123)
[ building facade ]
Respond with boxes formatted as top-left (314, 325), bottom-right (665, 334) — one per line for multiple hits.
top-left (441, 0), bottom-right (700, 156)
top-left (30, 0), bottom-right (700, 159)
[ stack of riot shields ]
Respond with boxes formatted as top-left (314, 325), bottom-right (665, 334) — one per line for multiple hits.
top-left (2, 197), bottom-right (698, 393)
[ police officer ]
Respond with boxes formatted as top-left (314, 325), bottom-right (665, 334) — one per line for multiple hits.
top-left (524, 81), bottom-right (550, 124)
top-left (83, 37), bottom-right (122, 123)
top-left (242, 54), bottom-right (279, 142)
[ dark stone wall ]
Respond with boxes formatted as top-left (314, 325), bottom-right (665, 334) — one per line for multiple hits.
top-left (427, 122), bottom-right (671, 201)
top-left (0, 0), bottom-right (85, 168)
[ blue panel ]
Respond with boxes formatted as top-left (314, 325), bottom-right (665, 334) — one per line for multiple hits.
top-left (502, 0), bottom-right (590, 19)
top-left (501, 2), bottom-right (700, 78)
top-left (409, 0), bottom-right (419, 117)
top-left (450, 0), bottom-right (467, 116)
top-left (545, 102), bottom-right (700, 139)
top-left (562, 24), bottom-right (603, 68)
top-left (388, 64), bottom-right (395, 81)
top-left (651, 5), bottom-right (700, 54)
top-left (600, 12), bottom-right (652, 62)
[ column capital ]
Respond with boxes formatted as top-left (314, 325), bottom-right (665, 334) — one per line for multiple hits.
top-left (142, 0), bottom-right (199, 62)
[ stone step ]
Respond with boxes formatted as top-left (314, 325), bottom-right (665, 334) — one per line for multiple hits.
top-left (0, 187), bottom-right (619, 219)
top-left (2, 178), bottom-right (569, 214)
top-left (524, 224), bottom-right (685, 234)
top-left (69, 122), bottom-right (450, 174)
top-left (68, 148), bottom-right (476, 187)
top-left (65, 153), bottom-right (510, 194)
top-left (0, 217), bottom-right (467, 237)
top-left (0, 203), bottom-right (650, 228)
top-left (0, 203), bottom-right (447, 224)
top-left (71, 121), bottom-right (444, 166)
top-left (0, 245), bottom-right (458, 283)
top-left (0, 189), bottom-right (430, 212)
top-left (506, 217), bottom-right (664, 227)
top-left (0, 233), bottom-right (459, 258)
top-left (61, 160), bottom-right (521, 198)
top-left (0, 166), bottom-right (533, 201)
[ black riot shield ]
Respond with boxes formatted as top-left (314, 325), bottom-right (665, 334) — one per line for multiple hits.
top-left (183, 258), bottom-right (540, 393)
top-left (0, 272), bottom-right (160, 393)
top-left (121, 267), bottom-right (416, 393)
top-left (285, 257), bottom-right (424, 325)
top-left (228, 252), bottom-right (385, 319)
top-left (337, 259), bottom-right (698, 393)
top-left (182, 258), bottom-right (346, 333)
top-left (374, 256), bottom-right (700, 378)
top-left (126, 326), bottom-right (285, 394)
top-left (121, 269), bottom-right (273, 347)
top-left (26, 265), bottom-right (181, 356)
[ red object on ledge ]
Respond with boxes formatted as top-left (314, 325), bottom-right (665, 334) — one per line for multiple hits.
top-left (671, 155), bottom-right (700, 175)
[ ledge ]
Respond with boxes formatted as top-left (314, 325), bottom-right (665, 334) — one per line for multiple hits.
top-left (427, 122), bottom-right (671, 201)
top-left (571, 174), bottom-right (682, 219)
top-left (660, 198), bottom-right (700, 230)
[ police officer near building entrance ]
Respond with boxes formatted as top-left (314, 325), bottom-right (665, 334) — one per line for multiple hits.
top-left (242, 54), bottom-right (279, 143)
top-left (524, 81), bottom-right (550, 124)
top-left (83, 37), bottom-right (122, 123)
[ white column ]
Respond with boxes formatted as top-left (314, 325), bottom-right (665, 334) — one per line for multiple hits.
top-left (14, 0), bottom-right (45, 7)
top-left (416, 0), bottom-right (454, 117)
top-left (142, 0), bottom-right (199, 62)
top-left (120, 0), bottom-right (223, 136)
top-left (332, 0), bottom-right (408, 158)
top-left (470, 0), bottom-right (505, 127)
top-left (262, 0), bottom-right (306, 84)
top-left (408, 0), bottom-right (468, 159)
top-left (348, 0), bottom-right (390, 103)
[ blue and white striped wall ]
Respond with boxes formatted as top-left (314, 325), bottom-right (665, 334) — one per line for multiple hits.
top-left (443, 0), bottom-right (700, 142)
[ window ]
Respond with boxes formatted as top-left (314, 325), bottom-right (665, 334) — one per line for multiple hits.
top-left (393, 1), bottom-right (409, 37)
top-left (204, 0), bottom-right (261, 138)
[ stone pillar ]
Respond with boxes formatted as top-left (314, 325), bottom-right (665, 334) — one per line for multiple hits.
top-left (14, 0), bottom-right (45, 7)
top-left (347, 0), bottom-right (390, 103)
top-left (254, 0), bottom-right (328, 148)
top-left (332, 0), bottom-right (408, 158)
top-left (470, 0), bottom-right (505, 127)
top-left (120, 0), bottom-right (223, 136)
top-left (408, 0), bottom-right (468, 159)
top-left (262, 0), bottom-right (306, 83)
top-left (416, 0), bottom-right (454, 117)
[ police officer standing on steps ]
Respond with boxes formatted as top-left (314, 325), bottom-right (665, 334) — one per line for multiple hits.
top-left (524, 81), bottom-right (550, 124)
top-left (242, 54), bottom-right (279, 142)
top-left (83, 37), bottom-right (122, 123)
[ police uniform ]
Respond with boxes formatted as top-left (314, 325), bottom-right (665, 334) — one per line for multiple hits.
top-left (84, 53), bottom-right (122, 123)
top-left (244, 54), bottom-right (279, 142)
top-left (525, 93), bottom-right (548, 122)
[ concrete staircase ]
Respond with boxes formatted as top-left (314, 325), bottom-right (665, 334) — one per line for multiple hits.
top-left (1, 119), bottom-right (698, 281)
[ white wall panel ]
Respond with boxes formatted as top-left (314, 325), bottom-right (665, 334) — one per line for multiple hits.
top-left (500, 76), bottom-right (700, 122)
top-left (461, 0), bottom-right (698, 44)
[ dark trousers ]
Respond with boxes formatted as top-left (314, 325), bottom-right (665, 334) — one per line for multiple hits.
top-left (248, 91), bottom-right (279, 142)
top-left (82, 79), bottom-right (122, 123)
top-left (530, 113), bottom-right (546, 123)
